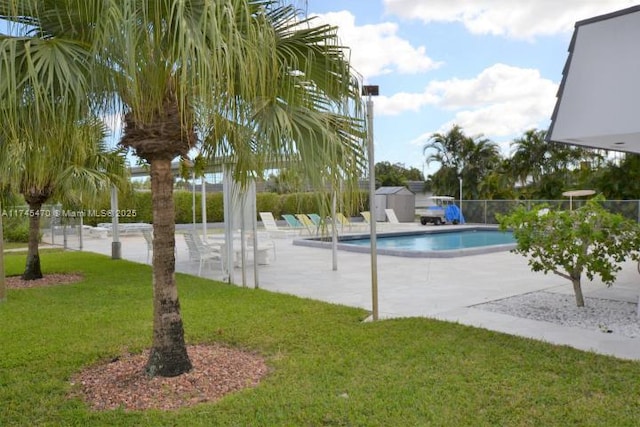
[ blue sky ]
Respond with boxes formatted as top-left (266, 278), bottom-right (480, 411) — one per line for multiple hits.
top-left (3, 1), bottom-right (638, 178)
top-left (306, 0), bottom-right (639, 176)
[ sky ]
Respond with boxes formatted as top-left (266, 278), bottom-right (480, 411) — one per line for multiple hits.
top-left (304, 0), bottom-right (639, 176)
top-left (3, 1), bottom-right (638, 178)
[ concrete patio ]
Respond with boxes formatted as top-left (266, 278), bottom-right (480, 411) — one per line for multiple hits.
top-left (65, 222), bottom-right (640, 362)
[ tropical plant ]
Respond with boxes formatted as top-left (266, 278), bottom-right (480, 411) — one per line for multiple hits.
top-left (0, 0), bottom-right (365, 377)
top-left (375, 161), bottom-right (423, 188)
top-left (498, 196), bottom-right (640, 307)
top-left (423, 124), bottom-right (501, 198)
top-left (0, 114), bottom-right (127, 280)
top-left (596, 153), bottom-right (640, 199)
top-left (510, 129), bottom-right (604, 199)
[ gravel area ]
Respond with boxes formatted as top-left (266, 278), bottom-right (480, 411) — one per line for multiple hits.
top-left (474, 291), bottom-right (640, 338)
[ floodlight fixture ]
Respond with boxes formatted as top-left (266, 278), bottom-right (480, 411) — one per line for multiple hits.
top-left (362, 85), bottom-right (379, 96)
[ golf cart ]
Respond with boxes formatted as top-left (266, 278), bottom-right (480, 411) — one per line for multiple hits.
top-left (418, 196), bottom-right (464, 225)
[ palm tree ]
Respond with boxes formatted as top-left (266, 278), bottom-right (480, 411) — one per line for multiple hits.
top-left (511, 129), bottom-right (604, 198)
top-left (462, 137), bottom-right (502, 199)
top-left (0, 112), bottom-right (127, 280)
top-left (423, 124), bottom-right (467, 172)
top-left (510, 129), bottom-right (550, 188)
top-left (423, 124), bottom-right (501, 199)
top-left (1, 0), bottom-right (365, 377)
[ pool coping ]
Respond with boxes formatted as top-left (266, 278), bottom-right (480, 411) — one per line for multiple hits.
top-left (292, 225), bottom-right (517, 258)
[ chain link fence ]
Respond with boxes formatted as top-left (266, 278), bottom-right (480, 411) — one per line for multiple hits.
top-left (4, 199), bottom-right (640, 251)
top-left (460, 200), bottom-right (640, 225)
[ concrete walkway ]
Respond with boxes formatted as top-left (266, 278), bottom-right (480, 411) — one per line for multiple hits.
top-left (67, 223), bottom-right (640, 361)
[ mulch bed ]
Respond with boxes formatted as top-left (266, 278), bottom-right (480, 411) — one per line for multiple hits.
top-left (5, 273), bottom-right (84, 289)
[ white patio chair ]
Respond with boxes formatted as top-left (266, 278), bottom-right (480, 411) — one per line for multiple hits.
top-left (183, 231), bottom-right (223, 276)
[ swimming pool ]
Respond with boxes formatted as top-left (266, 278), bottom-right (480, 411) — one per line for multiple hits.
top-left (293, 227), bottom-right (517, 258)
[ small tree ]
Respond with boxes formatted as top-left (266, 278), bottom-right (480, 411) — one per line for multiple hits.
top-left (497, 196), bottom-right (640, 307)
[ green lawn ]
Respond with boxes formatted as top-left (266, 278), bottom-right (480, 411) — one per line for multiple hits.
top-left (2, 241), bottom-right (27, 251)
top-left (1, 251), bottom-right (639, 426)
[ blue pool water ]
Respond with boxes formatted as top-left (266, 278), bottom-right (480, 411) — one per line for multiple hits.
top-left (293, 226), bottom-right (516, 258)
top-left (293, 227), bottom-right (518, 258)
top-left (344, 229), bottom-right (515, 252)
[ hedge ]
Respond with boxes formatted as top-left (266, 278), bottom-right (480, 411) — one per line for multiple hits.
top-left (79, 190), bottom-right (369, 225)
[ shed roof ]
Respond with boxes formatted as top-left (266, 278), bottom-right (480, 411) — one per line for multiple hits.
top-left (375, 186), bottom-right (414, 195)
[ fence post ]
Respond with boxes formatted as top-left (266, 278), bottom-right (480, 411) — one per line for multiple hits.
top-left (484, 200), bottom-right (487, 224)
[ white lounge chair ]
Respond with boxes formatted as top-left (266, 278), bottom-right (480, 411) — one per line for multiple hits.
top-left (259, 212), bottom-right (298, 238)
top-left (385, 208), bottom-right (400, 224)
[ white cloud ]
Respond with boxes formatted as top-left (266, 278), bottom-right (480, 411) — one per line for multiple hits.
top-left (383, 0), bottom-right (639, 40)
top-left (407, 64), bottom-right (557, 149)
top-left (374, 91), bottom-right (440, 116)
top-left (311, 11), bottom-right (441, 79)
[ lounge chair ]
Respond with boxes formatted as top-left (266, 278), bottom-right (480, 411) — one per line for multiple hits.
top-left (295, 214), bottom-right (318, 235)
top-left (385, 208), bottom-right (400, 224)
top-left (282, 214), bottom-right (306, 231)
top-left (360, 211), bottom-right (386, 229)
top-left (259, 212), bottom-right (298, 238)
top-left (334, 213), bottom-right (369, 233)
top-left (307, 213), bottom-right (323, 226)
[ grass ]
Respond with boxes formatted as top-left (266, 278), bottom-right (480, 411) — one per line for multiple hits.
top-left (1, 251), bottom-right (640, 426)
top-left (2, 241), bottom-right (28, 251)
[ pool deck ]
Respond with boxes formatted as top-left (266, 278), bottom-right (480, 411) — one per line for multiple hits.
top-left (66, 222), bottom-right (640, 361)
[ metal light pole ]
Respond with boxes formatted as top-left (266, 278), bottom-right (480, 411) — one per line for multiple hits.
top-left (363, 84), bottom-right (379, 321)
top-left (110, 185), bottom-right (121, 259)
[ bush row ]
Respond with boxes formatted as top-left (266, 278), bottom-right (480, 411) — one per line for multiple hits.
top-left (81, 190), bottom-right (369, 226)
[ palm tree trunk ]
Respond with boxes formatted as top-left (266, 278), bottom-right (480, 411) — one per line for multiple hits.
top-left (145, 158), bottom-right (192, 377)
top-left (22, 201), bottom-right (43, 280)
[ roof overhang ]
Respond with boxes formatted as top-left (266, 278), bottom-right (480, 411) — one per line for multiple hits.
top-left (547, 5), bottom-right (640, 154)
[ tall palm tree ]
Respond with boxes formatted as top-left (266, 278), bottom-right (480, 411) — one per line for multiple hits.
top-left (423, 124), bottom-right (467, 172)
top-left (0, 112), bottom-right (127, 280)
top-left (423, 124), bottom-right (501, 199)
top-left (1, 0), bottom-right (365, 377)
top-left (510, 129), bottom-right (550, 188)
top-left (511, 129), bottom-right (604, 198)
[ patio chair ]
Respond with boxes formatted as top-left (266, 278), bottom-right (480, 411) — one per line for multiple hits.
top-left (295, 214), bottom-right (318, 235)
top-left (385, 208), bottom-right (400, 224)
top-left (259, 212), bottom-right (298, 238)
top-left (307, 213), bottom-right (323, 226)
top-left (183, 231), bottom-right (223, 276)
top-left (282, 214), bottom-right (306, 231)
top-left (334, 213), bottom-right (369, 233)
top-left (360, 211), bottom-right (386, 230)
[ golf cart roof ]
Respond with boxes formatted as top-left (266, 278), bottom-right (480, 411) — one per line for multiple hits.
top-left (429, 196), bottom-right (455, 201)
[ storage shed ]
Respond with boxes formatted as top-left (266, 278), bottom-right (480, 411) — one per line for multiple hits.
top-left (374, 186), bottom-right (415, 222)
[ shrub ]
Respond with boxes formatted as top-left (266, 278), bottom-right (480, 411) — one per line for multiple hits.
top-left (3, 216), bottom-right (30, 243)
